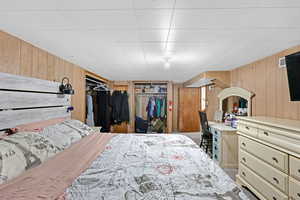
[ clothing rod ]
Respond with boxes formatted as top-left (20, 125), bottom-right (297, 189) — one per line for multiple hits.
top-left (136, 94), bottom-right (167, 96)
top-left (85, 78), bottom-right (105, 85)
top-left (136, 93), bottom-right (167, 94)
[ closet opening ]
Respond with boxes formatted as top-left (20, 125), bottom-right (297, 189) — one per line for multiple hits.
top-left (134, 82), bottom-right (168, 133)
top-left (85, 75), bottom-right (111, 132)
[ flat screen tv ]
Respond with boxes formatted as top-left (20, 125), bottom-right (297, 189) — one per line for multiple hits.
top-left (285, 51), bottom-right (300, 101)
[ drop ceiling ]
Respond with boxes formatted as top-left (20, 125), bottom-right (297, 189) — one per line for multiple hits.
top-left (1, 0), bottom-right (300, 82)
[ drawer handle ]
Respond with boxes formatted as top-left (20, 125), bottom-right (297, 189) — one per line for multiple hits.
top-left (245, 126), bottom-right (250, 130)
top-left (242, 172), bottom-right (246, 177)
top-left (215, 138), bottom-right (218, 142)
top-left (242, 157), bottom-right (246, 162)
top-left (263, 131), bottom-right (269, 136)
top-left (214, 146), bottom-right (217, 150)
top-left (272, 157), bottom-right (278, 163)
top-left (273, 177), bottom-right (279, 184)
top-left (242, 142), bottom-right (246, 147)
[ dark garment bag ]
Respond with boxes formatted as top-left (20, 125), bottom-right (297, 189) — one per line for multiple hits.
top-left (120, 91), bottom-right (130, 122)
top-left (97, 91), bottom-right (111, 132)
top-left (111, 91), bottom-right (122, 124)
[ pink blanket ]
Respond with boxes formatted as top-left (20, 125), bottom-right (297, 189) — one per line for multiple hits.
top-left (0, 133), bottom-right (114, 200)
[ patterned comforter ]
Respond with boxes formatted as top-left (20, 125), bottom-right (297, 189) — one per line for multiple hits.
top-left (66, 134), bottom-right (249, 200)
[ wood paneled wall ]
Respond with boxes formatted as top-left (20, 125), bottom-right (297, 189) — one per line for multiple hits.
top-left (230, 45), bottom-right (300, 120)
top-left (172, 83), bottom-right (183, 132)
top-left (206, 86), bottom-right (223, 120)
top-left (0, 30), bottom-right (92, 122)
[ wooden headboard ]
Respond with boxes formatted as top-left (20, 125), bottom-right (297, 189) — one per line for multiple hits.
top-left (0, 72), bottom-right (71, 130)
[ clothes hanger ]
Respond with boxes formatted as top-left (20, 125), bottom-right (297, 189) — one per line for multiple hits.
top-left (94, 83), bottom-right (109, 91)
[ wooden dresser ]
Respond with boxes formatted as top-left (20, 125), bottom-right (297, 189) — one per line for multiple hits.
top-left (209, 122), bottom-right (238, 168)
top-left (236, 116), bottom-right (300, 200)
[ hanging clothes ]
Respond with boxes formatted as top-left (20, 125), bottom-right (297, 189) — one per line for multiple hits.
top-left (120, 91), bottom-right (130, 122)
top-left (141, 96), bottom-right (148, 120)
top-left (111, 91), bottom-right (130, 124)
top-left (146, 97), bottom-right (156, 119)
top-left (156, 97), bottom-right (161, 118)
top-left (92, 93), bottom-right (100, 126)
top-left (97, 91), bottom-right (111, 132)
top-left (86, 95), bottom-right (95, 126)
top-left (161, 97), bottom-right (167, 118)
top-left (135, 95), bottom-right (143, 119)
top-left (136, 95), bottom-right (149, 120)
top-left (111, 91), bottom-right (122, 124)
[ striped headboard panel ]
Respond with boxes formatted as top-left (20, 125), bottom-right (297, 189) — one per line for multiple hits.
top-left (0, 72), bottom-right (71, 130)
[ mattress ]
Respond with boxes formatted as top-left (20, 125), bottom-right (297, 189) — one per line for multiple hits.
top-left (65, 134), bottom-right (249, 200)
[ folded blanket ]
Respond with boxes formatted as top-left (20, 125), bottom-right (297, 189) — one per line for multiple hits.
top-left (0, 133), bottom-right (114, 200)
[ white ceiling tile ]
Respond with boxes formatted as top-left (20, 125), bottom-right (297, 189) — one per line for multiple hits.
top-left (176, 0), bottom-right (300, 8)
top-left (139, 30), bottom-right (169, 42)
top-left (60, 0), bottom-right (132, 10)
top-left (173, 8), bottom-right (300, 29)
top-left (135, 10), bottom-right (173, 29)
top-left (0, 0), bottom-right (60, 10)
top-left (59, 11), bottom-right (137, 29)
top-left (0, 11), bottom-right (138, 30)
top-left (0, 0), bottom-right (132, 10)
top-left (133, 0), bottom-right (175, 9)
top-left (1, 0), bottom-right (300, 81)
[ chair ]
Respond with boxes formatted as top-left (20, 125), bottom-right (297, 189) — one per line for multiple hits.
top-left (199, 111), bottom-right (213, 155)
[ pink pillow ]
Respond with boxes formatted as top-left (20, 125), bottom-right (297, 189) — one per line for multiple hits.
top-left (0, 117), bottom-right (69, 140)
top-left (16, 117), bottom-right (68, 132)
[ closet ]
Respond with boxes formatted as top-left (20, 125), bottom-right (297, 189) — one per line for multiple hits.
top-left (85, 76), bottom-right (131, 133)
top-left (85, 75), bottom-right (111, 132)
top-left (134, 82), bottom-right (168, 133)
top-left (111, 83), bottom-right (130, 133)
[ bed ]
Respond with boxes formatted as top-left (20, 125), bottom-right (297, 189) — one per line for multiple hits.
top-left (65, 134), bottom-right (249, 200)
top-left (0, 72), bottom-right (249, 200)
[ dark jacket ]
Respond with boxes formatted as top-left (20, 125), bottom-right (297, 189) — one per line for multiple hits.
top-left (97, 91), bottom-right (111, 132)
top-left (111, 91), bottom-right (130, 124)
top-left (120, 91), bottom-right (130, 122)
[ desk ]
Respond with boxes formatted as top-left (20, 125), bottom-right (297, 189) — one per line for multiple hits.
top-left (209, 122), bottom-right (238, 168)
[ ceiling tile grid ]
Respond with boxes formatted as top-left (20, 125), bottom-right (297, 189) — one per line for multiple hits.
top-left (0, 0), bottom-right (300, 82)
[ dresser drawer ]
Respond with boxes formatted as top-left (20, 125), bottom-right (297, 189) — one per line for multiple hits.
top-left (213, 146), bottom-right (220, 163)
top-left (213, 142), bottom-right (220, 162)
top-left (239, 136), bottom-right (288, 173)
top-left (240, 150), bottom-right (288, 193)
top-left (290, 156), bottom-right (300, 181)
top-left (238, 122), bottom-right (258, 137)
top-left (212, 129), bottom-right (221, 143)
top-left (239, 164), bottom-right (288, 200)
top-left (257, 127), bottom-right (300, 155)
top-left (289, 177), bottom-right (300, 200)
top-left (213, 143), bottom-right (219, 153)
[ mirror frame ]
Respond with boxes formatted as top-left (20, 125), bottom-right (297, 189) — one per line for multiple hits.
top-left (218, 87), bottom-right (254, 116)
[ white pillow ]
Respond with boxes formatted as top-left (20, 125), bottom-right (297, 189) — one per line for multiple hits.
top-left (41, 122), bottom-right (83, 147)
top-left (62, 120), bottom-right (94, 137)
top-left (0, 132), bottom-right (62, 184)
top-left (40, 126), bottom-right (73, 150)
